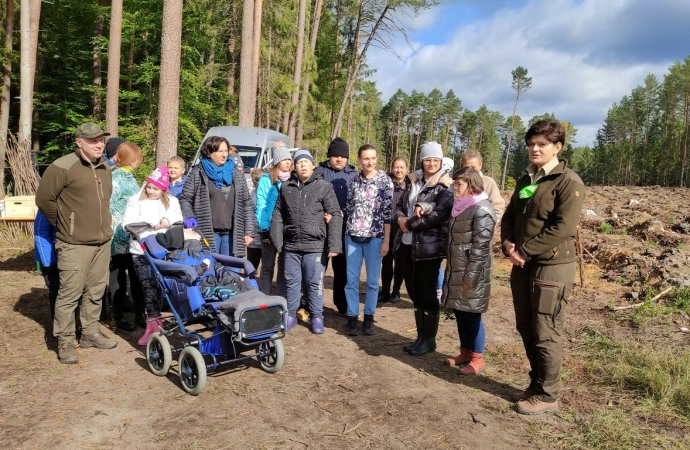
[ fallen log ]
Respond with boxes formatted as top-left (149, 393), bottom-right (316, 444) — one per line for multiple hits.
top-left (610, 286), bottom-right (673, 311)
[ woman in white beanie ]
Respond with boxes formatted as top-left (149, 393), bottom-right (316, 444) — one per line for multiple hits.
top-left (392, 142), bottom-right (454, 356)
top-left (255, 143), bottom-right (293, 295)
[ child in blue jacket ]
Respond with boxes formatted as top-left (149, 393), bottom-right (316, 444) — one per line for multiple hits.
top-left (34, 211), bottom-right (59, 318)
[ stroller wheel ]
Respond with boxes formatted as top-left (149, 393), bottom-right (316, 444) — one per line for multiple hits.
top-left (147, 332), bottom-right (172, 376)
top-left (257, 338), bottom-right (285, 374)
top-left (178, 347), bottom-right (207, 395)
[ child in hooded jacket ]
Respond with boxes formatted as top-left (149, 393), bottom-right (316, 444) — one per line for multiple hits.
top-left (122, 167), bottom-right (183, 345)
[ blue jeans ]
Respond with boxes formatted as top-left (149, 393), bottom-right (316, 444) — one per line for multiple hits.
top-left (437, 266), bottom-right (444, 290)
top-left (455, 310), bottom-right (485, 353)
top-left (345, 235), bottom-right (383, 317)
top-left (284, 251), bottom-right (327, 319)
top-left (214, 233), bottom-right (233, 256)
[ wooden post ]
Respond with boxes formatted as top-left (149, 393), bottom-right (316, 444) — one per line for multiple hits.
top-left (576, 226), bottom-right (586, 288)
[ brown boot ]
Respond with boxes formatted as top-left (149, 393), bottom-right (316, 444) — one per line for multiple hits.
top-left (81, 330), bottom-right (118, 349)
top-left (443, 347), bottom-right (471, 367)
top-left (516, 396), bottom-right (559, 415)
top-left (459, 351), bottom-right (485, 375)
top-left (509, 388), bottom-right (533, 402)
top-left (58, 340), bottom-right (79, 364)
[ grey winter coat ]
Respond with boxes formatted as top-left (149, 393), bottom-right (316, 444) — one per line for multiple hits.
top-left (441, 199), bottom-right (496, 313)
top-left (179, 165), bottom-right (255, 256)
top-left (271, 172), bottom-right (343, 254)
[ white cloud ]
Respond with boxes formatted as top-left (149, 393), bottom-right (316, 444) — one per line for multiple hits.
top-left (367, 0), bottom-right (690, 146)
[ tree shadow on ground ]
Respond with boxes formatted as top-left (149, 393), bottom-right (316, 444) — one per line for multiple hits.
top-left (0, 250), bottom-right (36, 271)
top-left (320, 294), bottom-right (523, 404)
top-left (15, 286), bottom-right (142, 352)
top-left (16, 287), bottom-right (55, 350)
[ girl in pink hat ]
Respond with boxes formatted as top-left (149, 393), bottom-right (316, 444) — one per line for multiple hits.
top-left (122, 166), bottom-right (183, 345)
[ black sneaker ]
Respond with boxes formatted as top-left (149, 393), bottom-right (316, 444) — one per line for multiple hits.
top-left (345, 316), bottom-right (359, 336)
top-left (377, 290), bottom-right (390, 305)
top-left (363, 314), bottom-right (375, 335)
top-left (389, 291), bottom-right (401, 303)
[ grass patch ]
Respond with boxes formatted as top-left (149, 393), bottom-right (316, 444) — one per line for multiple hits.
top-left (598, 223), bottom-right (612, 233)
top-left (669, 287), bottom-right (690, 310)
top-left (578, 327), bottom-right (690, 421)
top-left (536, 327), bottom-right (690, 448)
top-left (620, 288), bottom-right (690, 326)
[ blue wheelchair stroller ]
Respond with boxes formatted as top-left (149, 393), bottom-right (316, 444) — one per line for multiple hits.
top-left (131, 228), bottom-right (288, 395)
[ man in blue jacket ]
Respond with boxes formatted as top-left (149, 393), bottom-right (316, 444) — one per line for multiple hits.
top-left (315, 137), bottom-right (357, 315)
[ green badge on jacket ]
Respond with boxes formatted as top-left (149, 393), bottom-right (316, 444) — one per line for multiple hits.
top-left (519, 184), bottom-right (538, 199)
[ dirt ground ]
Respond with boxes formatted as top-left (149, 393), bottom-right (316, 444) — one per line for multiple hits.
top-left (1, 186), bottom-right (689, 449)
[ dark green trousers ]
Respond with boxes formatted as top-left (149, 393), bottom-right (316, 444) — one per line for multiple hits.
top-left (510, 261), bottom-right (575, 402)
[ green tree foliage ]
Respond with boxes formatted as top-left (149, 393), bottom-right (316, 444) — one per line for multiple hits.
top-left (590, 57), bottom-right (690, 186)
top-left (0, 0), bottom-right (436, 168)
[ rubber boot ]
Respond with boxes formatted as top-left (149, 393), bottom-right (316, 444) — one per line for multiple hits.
top-left (459, 351), bottom-right (485, 375)
top-left (444, 347), bottom-right (471, 367)
top-left (409, 310), bottom-right (439, 356)
top-left (403, 308), bottom-right (424, 353)
top-left (138, 316), bottom-right (162, 346)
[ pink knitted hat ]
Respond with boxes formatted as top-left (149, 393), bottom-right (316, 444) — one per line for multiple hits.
top-left (147, 166), bottom-right (170, 191)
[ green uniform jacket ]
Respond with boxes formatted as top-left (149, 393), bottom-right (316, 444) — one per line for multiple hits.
top-left (36, 149), bottom-right (113, 245)
top-left (500, 159), bottom-right (585, 265)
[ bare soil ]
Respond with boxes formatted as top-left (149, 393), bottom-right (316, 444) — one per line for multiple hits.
top-left (1, 186), bottom-right (689, 449)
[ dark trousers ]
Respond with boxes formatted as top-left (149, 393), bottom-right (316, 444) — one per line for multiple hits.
top-left (41, 263), bottom-right (60, 319)
top-left (108, 253), bottom-right (145, 319)
top-left (132, 254), bottom-right (162, 317)
top-left (246, 246), bottom-right (262, 273)
top-left (510, 261), bottom-right (575, 402)
top-left (398, 243), bottom-right (441, 311)
top-left (381, 248), bottom-right (404, 294)
top-left (455, 310), bottom-right (485, 353)
top-left (329, 250), bottom-right (347, 314)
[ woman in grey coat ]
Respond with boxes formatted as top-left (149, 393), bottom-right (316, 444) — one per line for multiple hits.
top-left (179, 136), bottom-right (254, 256)
top-left (441, 167), bottom-right (496, 375)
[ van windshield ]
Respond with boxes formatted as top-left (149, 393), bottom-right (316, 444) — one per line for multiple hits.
top-left (234, 146), bottom-right (261, 171)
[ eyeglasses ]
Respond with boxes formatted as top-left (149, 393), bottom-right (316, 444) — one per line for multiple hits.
top-left (423, 159), bottom-right (441, 165)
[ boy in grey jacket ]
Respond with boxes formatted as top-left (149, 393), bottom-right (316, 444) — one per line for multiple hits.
top-left (271, 150), bottom-right (343, 334)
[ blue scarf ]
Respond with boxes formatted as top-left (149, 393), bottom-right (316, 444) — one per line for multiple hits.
top-left (201, 157), bottom-right (234, 188)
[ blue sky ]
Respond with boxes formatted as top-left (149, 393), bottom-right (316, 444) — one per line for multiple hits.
top-left (367, 0), bottom-right (690, 146)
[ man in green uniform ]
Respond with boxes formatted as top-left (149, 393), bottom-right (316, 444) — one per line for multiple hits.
top-left (36, 122), bottom-right (118, 364)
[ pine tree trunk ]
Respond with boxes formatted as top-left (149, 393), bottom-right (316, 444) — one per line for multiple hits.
top-left (105, 0), bottom-right (123, 136)
top-left (288, 0), bottom-right (307, 144)
top-left (329, 0), bottom-right (341, 127)
top-left (225, 4), bottom-right (237, 124)
top-left (92, 0), bottom-right (107, 120)
top-left (237, 0), bottom-right (254, 126)
top-left (296, 0), bottom-right (323, 147)
top-left (250, 0), bottom-right (262, 124)
top-left (19, 0), bottom-right (31, 149)
top-left (0, 0), bottom-right (14, 192)
top-left (155, 0), bottom-right (183, 165)
top-left (29, 0), bottom-right (40, 158)
top-left (282, 103), bottom-right (289, 134)
top-left (332, 5), bottom-right (389, 139)
top-left (125, 30), bottom-right (134, 116)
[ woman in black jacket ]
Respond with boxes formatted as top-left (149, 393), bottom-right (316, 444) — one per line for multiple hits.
top-left (379, 157), bottom-right (408, 304)
top-left (441, 167), bottom-right (495, 374)
top-left (393, 142), bottom-right (453, 356)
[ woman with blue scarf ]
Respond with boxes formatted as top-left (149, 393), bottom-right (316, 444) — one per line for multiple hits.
top-left (180, 136), bottom-right (255, 256)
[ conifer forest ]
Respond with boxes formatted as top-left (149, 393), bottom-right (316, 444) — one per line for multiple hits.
top-left (1, 0), bottom-right (690, 192)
